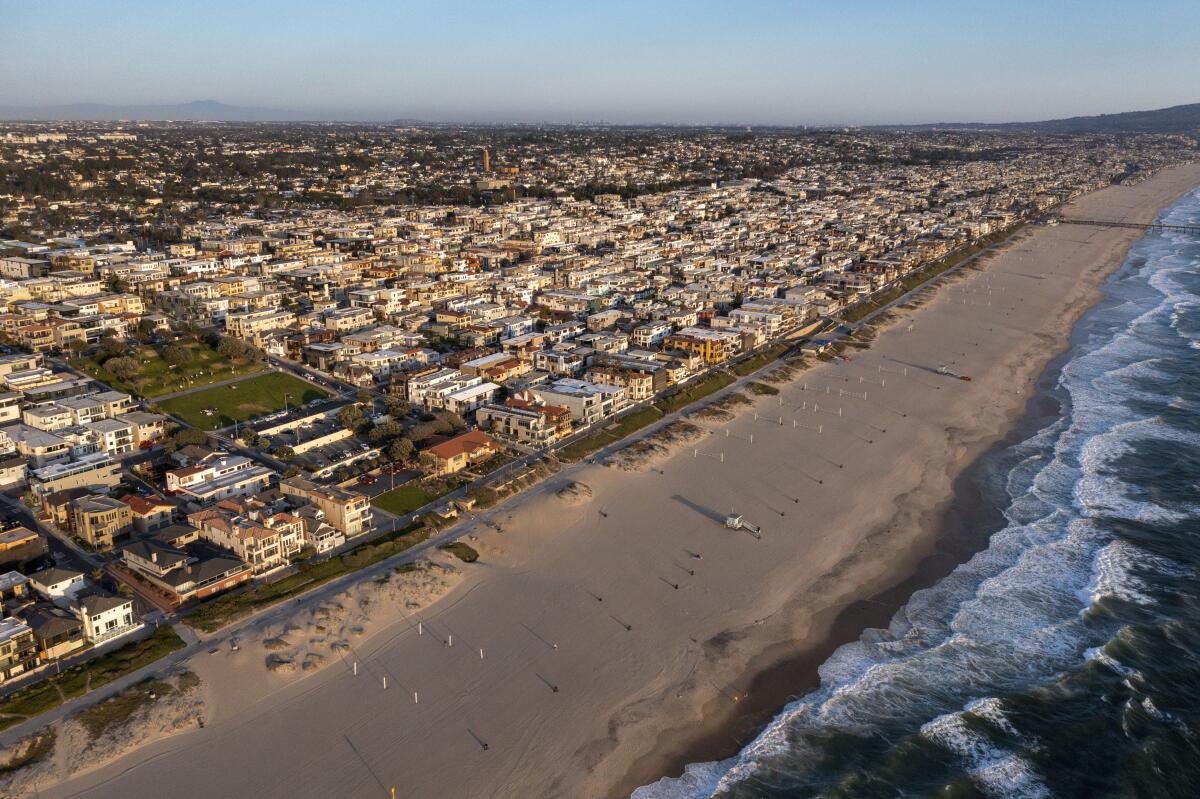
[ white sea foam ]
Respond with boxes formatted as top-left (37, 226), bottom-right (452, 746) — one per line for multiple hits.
top-left (921, 711), bottom-right (1050, 799)
top-left (634, 197), bottom-right (1200, 799)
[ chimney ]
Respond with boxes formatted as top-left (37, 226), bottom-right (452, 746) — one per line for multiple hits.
top-left (151, 551), bottom-right (158, 563)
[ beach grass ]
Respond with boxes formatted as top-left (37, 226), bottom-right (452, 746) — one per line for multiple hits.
top-left (556, 406), bottom-right (664, 462)
top-left (0, 728), bottom-right (56, 776)
top-left (157, 372), bottom-right (329, 429)
top-left (653, 371), bottom-right (737, 415)
top-left (75, 677), bottom-right (177, 740)
top-left (731, 343), bottom-right (791, 376)
top-left (0, 627), bottom-right (186, 732)
top-left (439, 542), bottom-right (479, 563)
top-left (747, 381), bottom-right (779, 396)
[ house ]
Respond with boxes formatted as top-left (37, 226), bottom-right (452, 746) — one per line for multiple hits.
top-left (166, 453), bottom-right (274, 503)
top-left (120, 494), bottom-right (175, 534)
top-left (0, 617), bottom-right (38, 684)
top-left (279, 477), bottom-right (373, 539)
top-left (0, 455), bottom-right (27, 487)
top-left (663, 326), bottom-right (743, 364)
top-left (83, 417), bottom-right (136, 455)
top-left (74, 591), bottom-right (138, 644)
top-left (422, 431), bottom-right (501, 476)
top-left (116, 411), bottom-right (167, 446)
top-left (71, 494), bottom-right (134, 550)
top-left (187, 498), bottom-right (304, 574)
top-left (30, 452), bottom-right (121, 501)
top-left (27, 566), bottom-right (86, 600)
top-left (0, 527), bottom-right (50, 574)
top-left (26, 606), bottom-right (86, 661)
top-left (530, 378), bottom-right (627, 425)
top-left (120, 538), bottom-right (252, 606)
top-left (475, 402), bottom-right (565, 448)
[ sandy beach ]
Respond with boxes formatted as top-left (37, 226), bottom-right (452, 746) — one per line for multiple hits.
top-left (21, 163), bottom-right (1200, 799)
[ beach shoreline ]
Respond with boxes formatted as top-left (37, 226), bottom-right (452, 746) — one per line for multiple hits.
top-left (24, 164), bottom-right (1200, 799)
top-left (616, 167), bottom-right (1200, 798)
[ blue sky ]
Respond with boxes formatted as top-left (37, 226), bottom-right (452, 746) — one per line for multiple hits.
top-left (3, 0), bottom-right (1198, 124)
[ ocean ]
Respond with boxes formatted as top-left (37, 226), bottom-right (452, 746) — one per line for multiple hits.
top-left (635, 188), bottom-right (1200, 799)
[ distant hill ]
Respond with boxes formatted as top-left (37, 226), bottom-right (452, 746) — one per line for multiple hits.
top-left (880, 102), bottom-right (1200, 134)
top-left (0, 100), bottom-right (316, 122)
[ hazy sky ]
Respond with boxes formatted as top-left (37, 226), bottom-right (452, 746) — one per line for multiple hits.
top-left (4, 0), bottom-right (1198, 124)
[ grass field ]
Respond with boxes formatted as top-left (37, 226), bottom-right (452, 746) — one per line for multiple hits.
top-left (70, 340), bottom-right (265, 399)
top-left (158, 372), bottom-right (329, 429)
top-left (372, 482), bottom-right (456, 515)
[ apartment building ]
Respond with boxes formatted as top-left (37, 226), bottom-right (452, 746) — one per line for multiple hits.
top-left (0, 617), bottom-right (38, 684)
top-left (30, 452), bottom-right (121, 501)
top-left (663, 326), bottom-right (743, 364)
top-left (279, 476), bottom-right (373, 539)
top-left (475, 403), bottom-right (564, 448)
top-left (165, 453), bottom-right (274, 503)
top-left (71, 494), bottom-right (134, 550)
top-left (531, 378), bottom-right (627, 426)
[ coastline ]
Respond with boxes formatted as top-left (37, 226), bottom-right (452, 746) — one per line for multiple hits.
top-left (22, 164), bottom-right (1200, 799)
top-left (617, 167), bottom-right (1200, 798)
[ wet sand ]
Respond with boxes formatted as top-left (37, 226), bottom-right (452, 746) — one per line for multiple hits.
top-left (30, 163), bottom-right (1200, 799)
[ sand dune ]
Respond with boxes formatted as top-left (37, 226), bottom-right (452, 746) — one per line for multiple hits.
top-left (26, 164), bottom-right (1200, 799)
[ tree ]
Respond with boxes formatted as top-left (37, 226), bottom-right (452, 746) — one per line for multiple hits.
top-left (217, 337), bottom-right (249, 359)
top-left (435, 410), bottom-right (466, 432)
top-left (337, 404), bottom-right (365, 432)
top-left (105, 356), bottom-right (140, 381)
top-left (271, 445), bottom-right (295, 460)
top-left (383, 395), bottom-right (411, 418)
top-left (283, 466), bottom-right (303, 478)
top-left (368, 420), bottom-right (404, 445)
top-left (67, 338), bottom-right (88, 355)
top-left (136, 319), bottom-right (157, 340)
top-left (387, 437), bottom-right (415, 463)
top-left (162, 344), bottom-right (190, 365)
top-left (164, 428), bottom-right (211, 452)
top-left (409, 421), bottom-right (441, 443)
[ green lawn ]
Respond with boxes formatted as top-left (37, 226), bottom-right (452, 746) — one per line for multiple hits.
top-left (158, 372), bottom-right (329, 429)
top-left (70, 340), bottom-right (265, 398)
top-left (372, 482), bottom-right (455, 515)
